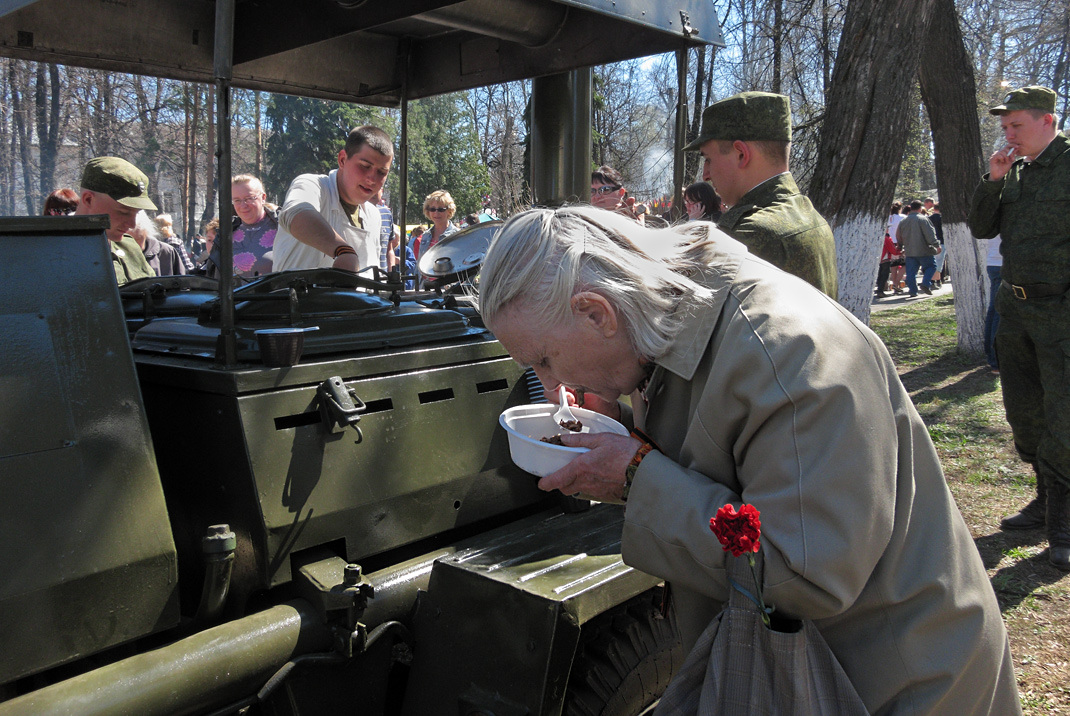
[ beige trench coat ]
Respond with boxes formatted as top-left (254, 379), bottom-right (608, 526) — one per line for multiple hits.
top-left (622, 235), bottom-right (1020, 716)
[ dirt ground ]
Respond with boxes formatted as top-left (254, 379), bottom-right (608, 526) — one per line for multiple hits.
top-left (870, 296), bottom-right (1070, 715)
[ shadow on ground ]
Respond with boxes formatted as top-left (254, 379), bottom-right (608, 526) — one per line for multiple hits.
top-left (899, 360), bottom-right (1004, 434)
top-left (975, 529), bottom-right (1067, 612)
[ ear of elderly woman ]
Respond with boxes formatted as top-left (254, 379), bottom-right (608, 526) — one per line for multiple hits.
top-left (478, 206), bottom-right (1020, 716)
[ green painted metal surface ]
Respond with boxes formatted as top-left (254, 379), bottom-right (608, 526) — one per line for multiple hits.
top-left (0, 600), bottom-right (331, 716)
top-left (0, 0), bottom-right (722, 106)
top-left (0, 218), bottom-right (179, 685)
top-left (137, 339), bottom-right (552, 609)
top-left (402, 504), bottom-right (661, 716)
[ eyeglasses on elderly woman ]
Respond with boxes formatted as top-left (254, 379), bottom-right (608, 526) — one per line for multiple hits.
top-left (427, 207), bottom-right (449, 213)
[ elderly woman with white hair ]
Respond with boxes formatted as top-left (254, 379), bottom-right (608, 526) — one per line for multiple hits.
top-left (131, 210), bottom-right (186, 277)
top-left (478, 206), bottom-right (1020, 716)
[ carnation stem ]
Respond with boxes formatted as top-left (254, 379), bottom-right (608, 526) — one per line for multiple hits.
top-left (747, 553), bottom-right (771, 627)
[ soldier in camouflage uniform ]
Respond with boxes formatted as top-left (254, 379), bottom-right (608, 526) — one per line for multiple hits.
top-left (74, 156), bottom-right (159, 286)
top-left (967, 85), bottom-right (1070, 570)
top-left (684, 91), bottom-right (838, 299)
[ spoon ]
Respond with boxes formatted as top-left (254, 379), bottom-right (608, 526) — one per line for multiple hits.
top-left (553, 385), bottom-right (583, 433)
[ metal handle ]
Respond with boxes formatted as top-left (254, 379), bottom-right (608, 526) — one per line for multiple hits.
top-left (317, 376), bottom-right (366, 435)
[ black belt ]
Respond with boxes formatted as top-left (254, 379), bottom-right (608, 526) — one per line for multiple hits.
top-left (1001, 280), bottom-right (1070, 300)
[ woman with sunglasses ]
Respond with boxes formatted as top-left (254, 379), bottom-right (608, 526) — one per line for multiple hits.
top-left (414, 190), bottom-right (458, 260)
top-left (590, 165), bottom-right (645, 225)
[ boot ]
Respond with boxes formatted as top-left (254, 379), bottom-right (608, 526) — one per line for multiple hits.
top-left (1001, 472), bottom-right (1046, 530)
top-left (1046, 479), bottom-right (1070, 570)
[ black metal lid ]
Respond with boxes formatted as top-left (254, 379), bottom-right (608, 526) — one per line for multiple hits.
top-left (130, 269), bottom-right (485, 362)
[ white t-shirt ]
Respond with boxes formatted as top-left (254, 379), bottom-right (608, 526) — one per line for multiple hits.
top-left (986, 235), bottom-right (1002, 267)
top-left (887, 213), bottom-right (904, 240)
top-left (273, 169), bottom-right (379, 272)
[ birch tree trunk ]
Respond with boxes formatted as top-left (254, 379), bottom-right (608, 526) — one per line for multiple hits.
top-left (185, 86), bottom-right (201, 239)
top-left (255, 91), bottom-right (263, 177)
top-left (90, 72), bottom-right (114, 156)
top-left (772, 0), bottom-right (782, 93)
top-left (919, 0), bottom-right (987, 356)
top-left (809, 0), bottom-right (937, 323)
top-left (133, 76), bottom-right (164, 210)
top-left (0, 60), bottom-right (13, 215)
top-left (201, 85), bottom-right (216, 230)
top-left (684, 46), bottom-right (707, 184)
top-left (35, 63), bottom-right (60, 199)
top-left (9, 62), bottom-right (35, 214)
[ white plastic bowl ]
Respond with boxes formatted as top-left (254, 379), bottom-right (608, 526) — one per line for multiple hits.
top-left (499, 403), bottom-right (629, 477)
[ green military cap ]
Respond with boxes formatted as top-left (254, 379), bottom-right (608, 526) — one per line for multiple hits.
top-left (80, 156), bottom-right (158, 210)
top-left (683, 91), bottom-right (792, 151)
top-left (989, 85), bottom-right (1057, 115)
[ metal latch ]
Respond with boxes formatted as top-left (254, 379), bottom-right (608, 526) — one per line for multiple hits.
top-left (680, 11), bottom-right (696, 37)
top-left (318, 376), bottom-right (366, 436)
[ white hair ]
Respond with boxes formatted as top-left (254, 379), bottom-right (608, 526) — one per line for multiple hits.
top-left (478, 206), bottom-right (720, 361)
top-left (133, 210), bottom-right (159, 242)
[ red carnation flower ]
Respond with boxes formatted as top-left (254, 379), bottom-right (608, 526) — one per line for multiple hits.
top-left (709, 503), bottom-right (762, 557)
top-left (709, 502), bottom-right (771, 626)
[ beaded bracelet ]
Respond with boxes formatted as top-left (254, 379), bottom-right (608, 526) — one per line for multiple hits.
top-left (333, 244), bottom-right (357, 258)
top-left (622, 438), bottom-right (655, 502)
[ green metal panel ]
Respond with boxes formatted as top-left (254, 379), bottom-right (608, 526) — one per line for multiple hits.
top-left (133, 336), bottom-right (508, 396)
top-left (401, 504), bottom-right (662, 716)
top-left (0, 0), bottom-right (722, 106)
top-left (0, 219), bottom-right (179, 684)
top-left (137, 344), bottom-right (551, 602)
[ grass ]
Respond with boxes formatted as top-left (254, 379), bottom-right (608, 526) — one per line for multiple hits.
top-left (869, 295), bottom-right (1070, 716)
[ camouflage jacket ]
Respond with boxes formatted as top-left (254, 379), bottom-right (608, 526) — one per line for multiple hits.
top-left (967, 131), bottom-right (1070, 286)
top-left (111, 234), bottom-right (155, 286)
top-left (718, 172), bottom-right (839, 299)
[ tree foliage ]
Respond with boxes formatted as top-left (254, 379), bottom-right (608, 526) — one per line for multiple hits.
top-left (263, 94), bottom-right (386, 204)
top-left (0, 0), bottom-right (1065, 259)
top-left (592, 59), bottom-right (680, 202)
top-left (404, 93), bottom-right (490, 222)
top-left (463, 82), bottom-right (530, 217)
top-left (895, 88), bottom-right (937, 201)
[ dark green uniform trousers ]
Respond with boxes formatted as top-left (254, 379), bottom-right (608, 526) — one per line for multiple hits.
top-left (994, 284), bottom-right (1070, 491)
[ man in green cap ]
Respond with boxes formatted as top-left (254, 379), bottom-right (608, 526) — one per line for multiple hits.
top-left (684, 91), bottom-right (838, 299)
top-left (75, 156), bottom-right (160, 285)
top-left (967, 85), bottom-right (1070, 570)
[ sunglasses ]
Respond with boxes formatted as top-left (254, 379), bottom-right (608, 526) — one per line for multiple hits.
top-left (427, 207), bottom-right (449, 213)
top-left (591, 185), bottom-right (621, 196)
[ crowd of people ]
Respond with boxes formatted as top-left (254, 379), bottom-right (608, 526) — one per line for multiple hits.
top-left (39, 80), bottom-right (1070, 715)
top-left (44, 124), bottom-right (500, 288)
top-left (875, 197), bottom-right (946, 298)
